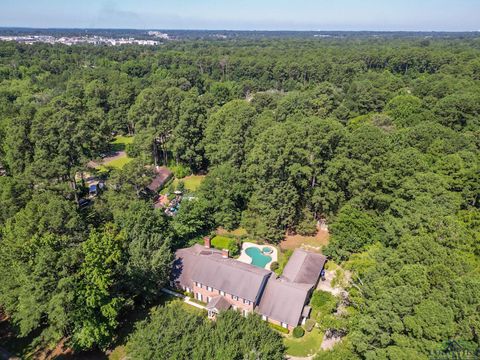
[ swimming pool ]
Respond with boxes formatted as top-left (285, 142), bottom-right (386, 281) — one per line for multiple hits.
top-left (245, 247), bottom-right (272, 268)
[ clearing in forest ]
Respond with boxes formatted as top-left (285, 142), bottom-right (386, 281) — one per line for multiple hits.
top-left (280, 226), bottom-right (330, 253)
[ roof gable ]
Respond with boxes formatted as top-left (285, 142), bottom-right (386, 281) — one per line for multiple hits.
top-left (192, 255), bottom-right (271, 302)
top-left (281, 249), bottom-right (327, 285)
top-left (256, 277), bottom-right (311, 326)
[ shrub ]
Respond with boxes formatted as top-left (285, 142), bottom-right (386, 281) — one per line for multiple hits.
top-left (293, 326), bottom-right (305, 338)
top-left (269, 322), bottom-right (289, 334)
top-left (305, 319), bottom-right (316, 332)
top-left (171, 164), bottom-right (191, 179)
top-left (310, 290), bottom-right (338, 318)
top-left (227, 241), bottom-right (240, 257)
top-left (270, 261), bottom-right (279, 271)
top-left (177, 180), bottom-right (185, 193)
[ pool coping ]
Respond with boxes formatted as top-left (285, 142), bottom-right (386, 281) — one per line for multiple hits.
top-left (237, 242), bottom-right (278, 270)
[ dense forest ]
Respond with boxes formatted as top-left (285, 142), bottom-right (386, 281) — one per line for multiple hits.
top-left (0, 36), bottom-right (479, 359)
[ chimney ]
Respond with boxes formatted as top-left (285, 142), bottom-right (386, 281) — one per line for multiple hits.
top-left (204, 236), bottom-right (211, 249)
top-left (222, 249), bottom-right (229, 258)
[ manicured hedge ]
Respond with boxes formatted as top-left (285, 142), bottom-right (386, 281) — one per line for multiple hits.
top-left (269, 322), bottom-right (289, 334)
top-left (293, 326), bottom-right (305, 338)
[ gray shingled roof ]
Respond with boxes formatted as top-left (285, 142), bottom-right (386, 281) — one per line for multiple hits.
top-left (281, 249), bottom-right (327, 285)
top-left (207, 296), bottom-right (231, 312)
top-left (171, 244), bottom-right (223, 290)
top-left (172, 244), bottom-right (271, 303)
top-left (172, 244), bottom-right (328, 327)
top-left (256, 277), bottom-right (312, 326)
top-left (192, 255), bottom-right (271, 302)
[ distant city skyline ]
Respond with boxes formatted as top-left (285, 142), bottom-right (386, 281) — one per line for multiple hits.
top-left (0, 0), bottom-right (479, 31)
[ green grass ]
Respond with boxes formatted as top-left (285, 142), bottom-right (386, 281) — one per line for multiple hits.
top-left (106, 156), bottom-right (133, 169)
top-left (162, 175), bottom-right (205, 194)
top-left (97, 156), bottom-right (133, 171)
top-left (211, 236), bottom-right (236, 250)
top-left (284, 328), bottom-right (324, 357)
top-left (275, 249), bottom-right (293, 276)
top-left (111, 135), bottom-right (134, 152)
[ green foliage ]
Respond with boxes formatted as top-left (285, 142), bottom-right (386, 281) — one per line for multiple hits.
top-left (171, 198), bottom-right (214, 245)
top-left (270, 261), bottom-right (279, 272)
top-left (325, 205), bottom-right (380, 261)
top-left (170, 163), bottom-right (191, 179)
top-left (310, 291), bottom-right (338, 316)
top-left (293, 326), bottom-right (305, 338)
top-left (73, 225), bottom-right (126, 350)
top-left (297, 208), bottom-right (318, 236)
top-left (276, 249), bottom-right (293, 275)
top-left (1, 36), bottom-right (479, 358)
top-left (127, 305), bottom-right (285, 359)
top-left (199, 163), bottom-right (248, 230)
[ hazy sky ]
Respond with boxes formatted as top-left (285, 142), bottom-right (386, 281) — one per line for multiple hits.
top-left (0, 0), bottom-right (479, 31)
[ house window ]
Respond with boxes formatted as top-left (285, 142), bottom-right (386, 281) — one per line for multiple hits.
top-left (243, 299), bottom-right (250, 305)
top-left (281, 322), bottom-right (288, 329)
top-left (231, 295), bottom-right (239, 301)
top-left (262, 315), bottom-right (268, 321)
top-left (243, 310), bottom-right (248, 317)
top-left (232, 305), bottom-right (237, 311)
top-left (207, 286), bottom-right (213, 292)
top-left (196, 293), bottom-right (203, 302)
top-left (207, 296), bottom-right (211, 302)
top-left (220, 290), bottom-right (225, 296)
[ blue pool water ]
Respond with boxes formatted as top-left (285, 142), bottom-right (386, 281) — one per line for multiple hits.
top-left (245, 247), bottom-right (272, 268)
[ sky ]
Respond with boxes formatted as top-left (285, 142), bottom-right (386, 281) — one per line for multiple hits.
top-left (0, 0), bottom-right (479, 31)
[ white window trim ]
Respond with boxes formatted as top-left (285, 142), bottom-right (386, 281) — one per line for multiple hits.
top-left (220, 290), bottom-right (225, 296)
top-left (281, 322), bottom-right (288, 329)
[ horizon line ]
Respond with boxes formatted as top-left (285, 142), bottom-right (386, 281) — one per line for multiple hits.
top-left (0, 26), bottom-right (479, 33)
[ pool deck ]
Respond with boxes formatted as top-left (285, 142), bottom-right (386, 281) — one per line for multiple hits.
top-left (237, 242), bottom-right (278, 270)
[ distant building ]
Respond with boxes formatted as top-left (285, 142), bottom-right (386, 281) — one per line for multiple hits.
top-left (171, 239), bottom-right (327, 330)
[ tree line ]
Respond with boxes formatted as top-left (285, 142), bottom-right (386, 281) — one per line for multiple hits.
top-left (0, 36), bottom-right (479, 358)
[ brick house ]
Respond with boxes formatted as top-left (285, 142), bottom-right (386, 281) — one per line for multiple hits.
top-left (171, 238), bottom-right (327, 331)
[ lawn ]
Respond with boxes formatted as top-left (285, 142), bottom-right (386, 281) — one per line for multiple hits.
top-left (211, 236), bottom-right (236, 250)
top-left (162, 175), bottom-right (205, 194)
top-left (284, 328), bottom-right (325, 357)
top-left (111, 135), bottom-right (134, 152)
top-left (275, 249), bottom-right (293, 276)
top-left (103, 156), bottom-right (133, 169)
